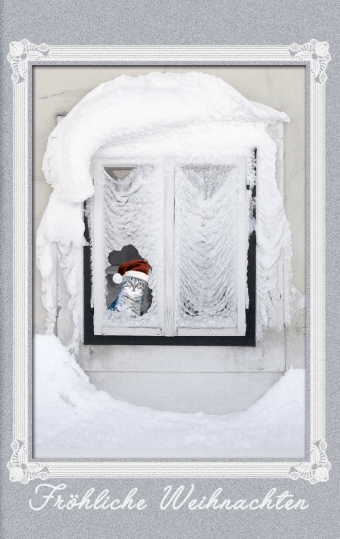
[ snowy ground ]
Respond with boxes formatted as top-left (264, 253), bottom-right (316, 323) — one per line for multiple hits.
top-left (33, 334), bottom-right (305, 459)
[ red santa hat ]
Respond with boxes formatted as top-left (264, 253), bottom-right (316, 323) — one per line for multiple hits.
top-left (112, 259), bottom-right (150, 284)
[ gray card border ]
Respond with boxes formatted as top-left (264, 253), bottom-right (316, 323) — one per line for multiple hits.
top-left (1, 11), bottom-right (339, 535)
top-left (7, 44), bottom-right (325, 479)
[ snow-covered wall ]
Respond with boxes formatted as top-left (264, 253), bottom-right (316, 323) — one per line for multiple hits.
top-left (33, 66), bottom-right (306, 414)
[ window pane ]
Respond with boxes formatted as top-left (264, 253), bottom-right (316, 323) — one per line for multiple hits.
top-left (102, 166), bottom-right (164, 330)
top-left (175, 165), bottom-right (240, 330)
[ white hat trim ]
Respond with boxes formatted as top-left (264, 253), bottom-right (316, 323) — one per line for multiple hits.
top-left (124, 270), bottom-right (149, 282)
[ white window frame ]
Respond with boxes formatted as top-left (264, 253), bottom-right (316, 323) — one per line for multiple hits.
top-left (91, 153), bottom-right (248, 337)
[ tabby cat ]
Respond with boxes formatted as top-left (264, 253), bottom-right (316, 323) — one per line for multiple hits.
top-left (108, 276), bottom-right (146, 317)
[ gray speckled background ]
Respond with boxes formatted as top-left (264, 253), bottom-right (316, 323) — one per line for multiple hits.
top-left (1, 1), bottom-right (339, 537)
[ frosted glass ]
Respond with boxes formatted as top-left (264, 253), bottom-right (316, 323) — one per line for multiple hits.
top-left (175, 165), bottom-right (239, 329)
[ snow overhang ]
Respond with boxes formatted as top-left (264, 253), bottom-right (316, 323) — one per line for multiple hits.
top-left (42, 72), bottom-right (289, 204)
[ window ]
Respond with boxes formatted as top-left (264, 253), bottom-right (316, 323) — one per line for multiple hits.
top-left (84, 152), bottom-right (256, 346)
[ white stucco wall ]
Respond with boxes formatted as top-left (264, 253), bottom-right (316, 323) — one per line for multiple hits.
top-left (33, 65), bottom-right (306, 414)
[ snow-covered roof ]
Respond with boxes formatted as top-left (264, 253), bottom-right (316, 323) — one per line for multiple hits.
top-left (43, 72), bottom-right (289, 204)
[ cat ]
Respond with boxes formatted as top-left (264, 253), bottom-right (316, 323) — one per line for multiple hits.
top-left (108, 276), bottom-right (146, 317)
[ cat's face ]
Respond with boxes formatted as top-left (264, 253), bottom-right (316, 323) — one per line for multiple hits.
top-left (121, 276), bottom-right (145, 299)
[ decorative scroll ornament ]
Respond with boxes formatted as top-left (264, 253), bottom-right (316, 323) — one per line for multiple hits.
top-left (7, 440), bottom-right (50, 484)
top-left (289, 439), bottom-right (331, 484)
top-left (7, 39), bottom-right (50, 84)
top-left (289, 40), bottom-right (331, 84)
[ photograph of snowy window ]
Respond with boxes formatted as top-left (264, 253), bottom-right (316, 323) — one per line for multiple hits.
top-left (34, 66), bottom-right (306, 458)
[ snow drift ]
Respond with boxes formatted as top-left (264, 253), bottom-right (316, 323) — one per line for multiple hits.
top-left (34, 334), bottom-right (305, 458)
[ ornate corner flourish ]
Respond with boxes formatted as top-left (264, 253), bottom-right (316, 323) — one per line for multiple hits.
top-left (7, 440), bottom-right (50, 484)
top-left (289, 440), bottom-right (331, 484)
top-left (7, 39), bottom-right (50, 84)
top-left (289, 40), bottom-right (331, 84)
